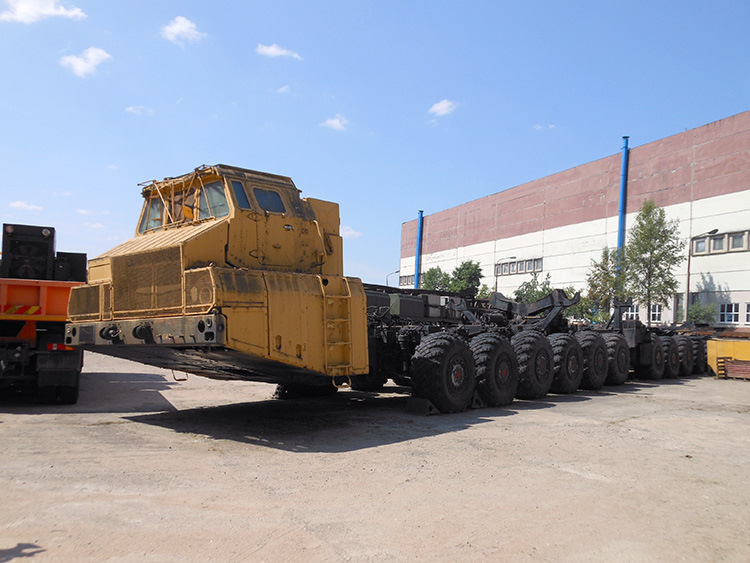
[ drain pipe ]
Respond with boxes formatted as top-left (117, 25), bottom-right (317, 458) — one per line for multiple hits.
top-left (414, 210), bottom-right (424, 289)
top-left (617, 136), bottom-right (630, 254)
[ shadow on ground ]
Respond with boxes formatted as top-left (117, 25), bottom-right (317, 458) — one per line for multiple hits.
top-left (125, 385), bottom-right (527, 453)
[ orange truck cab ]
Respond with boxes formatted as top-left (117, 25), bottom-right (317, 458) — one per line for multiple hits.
top-left (0, 224), bottom-right (86, 404)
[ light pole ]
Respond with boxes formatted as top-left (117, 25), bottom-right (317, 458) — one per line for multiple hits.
top-left (386, 269), bottom-right (400, 287)
top-left (493, 256), bottom-right (517, 292)
top-left (684, 228), bottom-right (718, 322)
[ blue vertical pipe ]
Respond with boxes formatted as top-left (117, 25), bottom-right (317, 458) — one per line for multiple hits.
top-left (617, 136), bottom-right (630, 251)
top-left (414, 210), bottom-right (424, 289)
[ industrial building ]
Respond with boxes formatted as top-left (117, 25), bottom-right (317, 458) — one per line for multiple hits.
top-left (400, 111), bottom-right (750, 326)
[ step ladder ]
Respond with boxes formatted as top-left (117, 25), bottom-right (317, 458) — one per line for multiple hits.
top-left (320, 277), bottom-right (353, 377)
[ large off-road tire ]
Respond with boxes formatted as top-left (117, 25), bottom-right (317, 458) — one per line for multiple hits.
top-left (691, 335), bottom-right (707, 374)
top-left (350, 372), bottom-right (388, 392)
top-left (676, 335), bottom-right (695, 377)
top-left (603, 333), bottom-right (630, 385)
top-left (661, 336), bottom-right (680, 379)
top-left (547, 333), bottom-right (584, 394)
top-left (576, 331), bottom-right (609, 390)
top-left (470, 332), bottom-right (519, 407)
top-left (636, 336), bottom-right (665, 380)
top-left (410, 333), bottom-right (476, 413)
top-left (511, 331), bottom-right (554, 400)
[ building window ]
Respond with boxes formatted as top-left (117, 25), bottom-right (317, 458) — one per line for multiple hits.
top-left (502, 263), bottom-right (509, 275)
top-left (746, 303), bottom-right (750, 324)
top-left (399, 274), bottom-right (414, 287)
top-left (711, 235), bottom-right (725, 252)
top-left (533, 258), bottom-right (543, 272)
top-left (719, 303), bottom-right (739, 323)
top-left (624, 304), bottom-right (639, 320)
top-left (526, 259), bottom-right (533, 271)
top-left (517, 261), bottom-right (525, 273)
top-left (510, 262), bottom-right (517, 274)
top-left (693, 238), bottom-right (707, 254)
top-left (730, 232), bottom-right (746, 251)
top-left (650, 304), bottom-right (662, 323)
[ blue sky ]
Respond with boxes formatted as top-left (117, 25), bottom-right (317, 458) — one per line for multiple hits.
top-left (1, 1), bottom-right (748, 284)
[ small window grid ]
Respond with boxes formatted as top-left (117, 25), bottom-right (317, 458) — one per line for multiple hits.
top-left (730, 232), bottom-right (746, 251)
top-left (623, 304), bottom-right (639, 320)
top-left (691, 230), bottom-right (750, 255)
top-left (746, 303), bottom-right (750, 324)
top-left (399, 275), bottom-right (415, 287)
top-left (719, 303), bottom-right (739, 324)
top-left (650, 304), bottom-right (662, 323)
top-left (496, 257), bottom-right (543, 276)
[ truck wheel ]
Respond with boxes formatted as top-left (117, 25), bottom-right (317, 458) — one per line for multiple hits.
top-left (637, 336), bottom-right (665, 380)
top-left (350, 372), bottom-right (388, 392)
top-left (691, 335), bottom-right (707, 374)
top-left (661, 336), bottom-right (680, 379)
top-left (57, 371), bottom-right (81, 405)
top-left (576, 332), bottom-right (608, 390)
top-left (470, 332), bottom-right (518, 407)
top-left (603, 333), bottom-right (630, 385)
top-left (511, 331), bottom-right (554, 400)
top-left (411, 333), bottom-right (476, 413)
top-left (676, 335), bottom-right (695, 377)
top-left (547, 333), bottom-right (583, 394)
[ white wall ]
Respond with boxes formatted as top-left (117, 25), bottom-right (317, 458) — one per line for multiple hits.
top-left (401, 190), bottom-right (750, 326)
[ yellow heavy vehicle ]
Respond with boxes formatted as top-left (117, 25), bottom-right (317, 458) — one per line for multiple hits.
top-left (65, 165), bottom-right (369, 387)
top-left (64, 164), bottom-right (705, 413)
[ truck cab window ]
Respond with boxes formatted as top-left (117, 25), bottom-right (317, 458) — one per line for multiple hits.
top-left (231, 180), bottom-right (252, 210)
top-left (253, 188), bottom-right (286, 214)
top-left (198, 181), bottom-right (230, 219)
top-left (138, 198), bottom-right (164, 233)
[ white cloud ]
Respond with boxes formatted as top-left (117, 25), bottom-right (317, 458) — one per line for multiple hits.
top-left (125, 105), bottom-right (154, 115)
top-left (277, 85), bottom-right (290, 94)
top-left (429, 99), bottom-right (458, 117)
top-left (10, 200), bottom-right (42, 211)
top-left (340, 225), bottom-right (362, 239)
top-left (533, 123), bottom-right (558, 131)
top-left (320, 114), bottom-right (349, 131)
top-left (256, 43), bottom-right (302, 60)
top-left (76, 208), bottom-right (94, 215)
top-left (161, 16), bottom-right (206, 45)
top-left (87, 222), bottom-right (104, 230)
top-left (0, 0), bottom-right (85, 23)
top-left (59, 47), bottom-right (111, 77)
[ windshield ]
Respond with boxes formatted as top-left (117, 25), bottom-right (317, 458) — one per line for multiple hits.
top-left (138, 179), bottom-right (230, 234)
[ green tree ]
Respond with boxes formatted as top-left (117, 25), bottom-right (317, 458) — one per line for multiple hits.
top-left (513, 272), bottom-right (552, 303)
top-left (476, 284), bottom-right (493, 299)
top-left (687, 302), bottom-right (717, 325)
top-left (448, 260), bottom-right (483, 295)
top-left (420, 266), bottom-right (451, 291)
top-left (585, 246), bottom-right (626, 322)
top-left (624, 199), bottom-right (685, 326)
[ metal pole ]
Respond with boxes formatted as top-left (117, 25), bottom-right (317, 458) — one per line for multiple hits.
top-left (414, 210), bottom-right (424, 289)
top-left (617, 136), bottom-right (630, 254)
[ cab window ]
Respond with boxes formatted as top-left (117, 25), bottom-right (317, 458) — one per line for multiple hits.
top-left (198, 181), bottom-right (230, 219)
top-left (138, 197), bottom-right (164, 233)
top-left (231, 180), bottom-right (252, 209)
top-left (253, 188), bottom-right (286, 214)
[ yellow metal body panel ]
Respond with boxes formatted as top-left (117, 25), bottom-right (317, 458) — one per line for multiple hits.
top-left (708, 332), bottom-right (750, 378)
